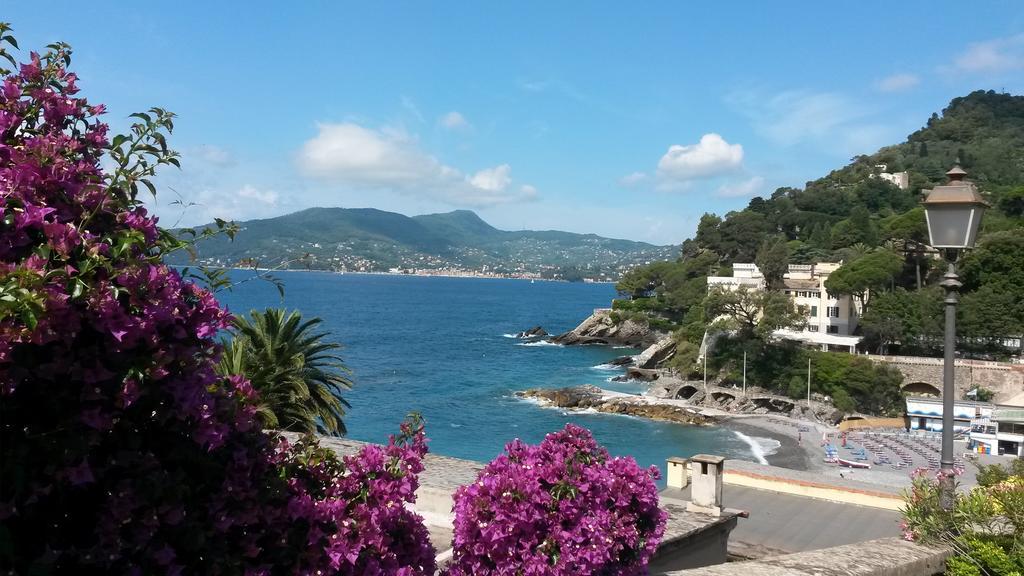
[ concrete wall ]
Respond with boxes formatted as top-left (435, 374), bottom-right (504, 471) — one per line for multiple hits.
top-left (657, 537), bottom-right (948, 576)
top-left (650, 516), bottom-right (736, 574)
top-left (839, 417), bottom-right (908, 431)
top-left (723, 467), bottom-right (904, 511)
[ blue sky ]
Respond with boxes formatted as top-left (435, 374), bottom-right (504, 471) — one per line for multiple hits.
top-left (6, 2), bottom-right (1024, 244)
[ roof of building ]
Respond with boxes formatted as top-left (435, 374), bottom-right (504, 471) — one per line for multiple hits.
top-left (782, 279), bottom-right (819, 290)
top-left (993, 407), bottom-right (1024, 423)
top-left (905, 395), bottom-right (994, 408)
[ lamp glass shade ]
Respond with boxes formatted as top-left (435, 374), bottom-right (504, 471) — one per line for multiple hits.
top-left (924, 203), bottom-right (985, 249)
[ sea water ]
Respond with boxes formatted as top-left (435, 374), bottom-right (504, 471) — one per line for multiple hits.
top-left (214, 271), bottom-right (777, 476)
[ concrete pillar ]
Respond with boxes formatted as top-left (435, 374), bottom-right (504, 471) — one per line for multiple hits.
top-left (687, 454), bottom-right (725, 517)
top-left (666, 457), bottom-right (689, 489)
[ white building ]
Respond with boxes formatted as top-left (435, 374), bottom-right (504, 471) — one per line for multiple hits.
top-left (707, 262), bottom-right (862, 351)
top-left (868, 164), bottom-right (910, 190)
top-left (969, 406), bottom-right (1024, 457)
top-left (906, 396), bottom-right (992, 434)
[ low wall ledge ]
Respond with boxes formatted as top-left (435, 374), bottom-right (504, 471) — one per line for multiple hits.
top-left (657, 537), bottom-right (949, 576)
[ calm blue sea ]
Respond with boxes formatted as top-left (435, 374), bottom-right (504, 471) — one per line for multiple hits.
top-left (214, 271), bottom-right (769, 475)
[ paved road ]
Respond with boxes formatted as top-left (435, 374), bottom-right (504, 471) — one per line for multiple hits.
top-left (663, 484), bottom-right (903, 558)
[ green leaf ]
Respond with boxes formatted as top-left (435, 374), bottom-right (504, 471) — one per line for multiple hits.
top-left (70, 279), bottom-right (84, 299)
top-left (20, 308), bottom-right (37, 331)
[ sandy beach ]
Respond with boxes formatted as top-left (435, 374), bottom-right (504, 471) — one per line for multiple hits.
top-left (714, 412), bottom-right (1005, 491)
top-left (723, 417), bottom-right (812, 471)
top-left (589, 387), bottom-right (1008, 491)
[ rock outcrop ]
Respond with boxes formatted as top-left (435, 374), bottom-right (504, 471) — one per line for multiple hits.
top-left (517, 385), bottom-right (715, 426)
top-left (625, 367), bottom-right (660, 381)
top-left (515, 326), bottom-right (548, 338)
top-left (634, 336), bottom-right (676, 369)
top-left (550, 310), bottom-right (659, 348)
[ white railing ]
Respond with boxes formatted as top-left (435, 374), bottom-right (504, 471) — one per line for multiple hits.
top-left (865, 354), bottom-right (1015, 370)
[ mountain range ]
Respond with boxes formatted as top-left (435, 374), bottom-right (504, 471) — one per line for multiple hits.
top-left (172, 208), bottom-right (677, 280)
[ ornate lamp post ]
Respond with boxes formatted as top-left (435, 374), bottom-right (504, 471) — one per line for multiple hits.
top-left (922, 165), bottom-right (988, 509)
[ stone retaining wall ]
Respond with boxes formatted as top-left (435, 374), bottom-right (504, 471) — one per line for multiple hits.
top-left (867, 354), bottom-right (1024, 403)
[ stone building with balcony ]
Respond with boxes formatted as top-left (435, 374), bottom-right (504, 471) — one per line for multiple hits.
top-left (707, 262), bottom-right (862, 352)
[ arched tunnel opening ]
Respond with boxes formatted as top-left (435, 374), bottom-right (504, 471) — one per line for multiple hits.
top-left (676, 385), bottom-right (699, 400)
top-left (711, 391), bottom-right (736, 405)
top-left (903, 381), bottom-right (941, 397)
top-left (752, 397), bottom-right (795, 413)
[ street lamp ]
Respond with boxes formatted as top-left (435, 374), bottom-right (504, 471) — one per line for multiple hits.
top-left (922, 165), bottom-right (988, 510)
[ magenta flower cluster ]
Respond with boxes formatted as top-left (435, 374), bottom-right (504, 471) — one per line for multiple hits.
top-left (0, 43), bottom-right (434, 574)
top-left (446, 424), bottom-right (667, 575)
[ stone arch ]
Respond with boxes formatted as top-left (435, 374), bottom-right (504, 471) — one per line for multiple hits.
top-left (845, 415), bottom-right (866, 421)
top-left (676, 385), bottom-right (699, 400)
top-left (903, 381), bottom-right (941, 397)
top-left (711, 391), bottom-right (736, 405)
top-left (752, 397), bottom-right (795, 413)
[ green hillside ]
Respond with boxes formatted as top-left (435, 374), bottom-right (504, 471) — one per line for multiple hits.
top-left (606, 88), bottom-right (1024, 412)
top-left (614, 90), bottom-right (1024, 411)
top-left (173, 208), bottom-right (676, 280)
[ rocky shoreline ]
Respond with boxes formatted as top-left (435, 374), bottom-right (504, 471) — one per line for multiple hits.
top-left (548, 309), bottom-right (663, 349)
top-left (513, 309), bottom-right (842, 424)
top-left (516, 385), bottom-right (716, 426)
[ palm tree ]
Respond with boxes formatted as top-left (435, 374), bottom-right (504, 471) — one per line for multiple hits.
top-left (219, 308), bottom-right (352, 435)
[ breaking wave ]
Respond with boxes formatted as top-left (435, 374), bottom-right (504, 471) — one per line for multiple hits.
top-left (732, 430), bottom-right (781, 465)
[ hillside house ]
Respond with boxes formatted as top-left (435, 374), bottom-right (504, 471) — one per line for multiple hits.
top-left (707, 262), bottom-right (862, 352)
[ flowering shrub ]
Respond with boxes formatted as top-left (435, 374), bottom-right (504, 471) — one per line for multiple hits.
top-left (446, 424), bottom-right (667, 575)
top-left (0, 27), bottom-right (434, 574)
top-left (902, 465), bottom-right (1024, 575)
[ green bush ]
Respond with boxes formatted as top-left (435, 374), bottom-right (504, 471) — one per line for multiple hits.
top-left (665, 341), bottom-right (700, 377)
top-left (707, 336), bottom-right (904, 415)
top-left (830, 389), bottom-right (856, 414)
top-left (902, 462), bottom-right (1024, 576)
top-left (945, 535), bottom-right (1023, 576)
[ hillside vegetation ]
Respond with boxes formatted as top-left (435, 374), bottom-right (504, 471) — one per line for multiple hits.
top-left (176, 208), bottom-right (676, 280)
top-left (616, 90), bottom-right (1024, 414)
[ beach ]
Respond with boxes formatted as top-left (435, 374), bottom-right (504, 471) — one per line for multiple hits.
top-left (723, 416), bottom-right (812, 471)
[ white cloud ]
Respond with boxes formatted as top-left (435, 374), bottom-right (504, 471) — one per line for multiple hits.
top-left (439, 111), bottom-right (471, 130)
top-left (876, 73), bottom-right (920, 92)
top-left (296, 122), bottom-right (535, 206)
top-left (656, 133), bottom-right (743, 185)
top-left (236, 184), bottom-right (279, 205)
top-left (952, 34), bottom-right (1024, 73)
top-left (520, 79), bottom-right (549, 93)
top-left (400, 96), bottom-right (425, 123)
top-left (469, 164), bottom-right (511, 191)
top-left (618, 171), bottom-right (648, 187)
top-left (717, 176), bottom-right (765, 198)
top-left (736, 91), bottom-right (862, 146)
top-left (193, 144), bottom-right (234, 167)
top-left (729, 89), bottom-right (896, 156)
top-left (149, 183), bottom-right (284, 227)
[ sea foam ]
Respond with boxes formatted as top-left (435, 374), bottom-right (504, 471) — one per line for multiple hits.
top-left (515, 340), bottom-right (562, 347)
top-left (732, 430), bottom-right (781, 465)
